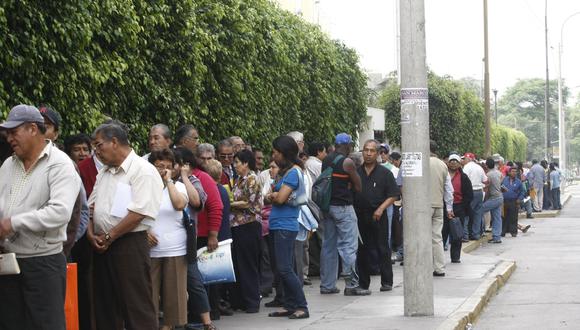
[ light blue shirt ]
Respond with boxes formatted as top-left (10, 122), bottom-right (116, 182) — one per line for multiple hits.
top-left (550, 170), bottom-right (561, 189)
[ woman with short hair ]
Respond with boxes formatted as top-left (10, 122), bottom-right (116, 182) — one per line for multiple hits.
top-left (148, 149), bottom-right (189, 330)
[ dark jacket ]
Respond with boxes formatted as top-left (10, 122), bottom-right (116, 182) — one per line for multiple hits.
top-left (445, 169), bottom-right (473, 219)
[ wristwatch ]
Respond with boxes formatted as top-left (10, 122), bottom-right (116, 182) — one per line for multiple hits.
top-left (104, 232), bottom-right (112, 242)
top-left (166, 179), bottom-right (174, 184)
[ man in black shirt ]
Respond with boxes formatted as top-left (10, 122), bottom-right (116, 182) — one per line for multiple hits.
top-left (354, 140), bottom-right (400, 292)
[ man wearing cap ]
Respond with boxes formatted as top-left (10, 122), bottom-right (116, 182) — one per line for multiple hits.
top-left (0, 104), bottom-right (81, 329)
top-left (319, 133), bottom-right (370, 296)
top-left (462, 152), bottom-right (488, 240)
top-left (38, 105), bottom-right (62, 142)
top-left (443, 154), bottom-right (473, 263)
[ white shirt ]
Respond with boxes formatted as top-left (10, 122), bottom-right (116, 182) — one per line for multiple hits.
top-left (90, 150), bottom-right (163, 234)
top-left (150, 182), bottom-right (188, 258)
top-left (463, 161), bottom-right (488, 190)
top-left (305, 156), bottom-right (322, 183)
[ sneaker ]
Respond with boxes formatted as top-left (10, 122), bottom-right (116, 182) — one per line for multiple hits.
top-left (303, 277), bottom-right (312, 286)
top-left (433, 271), bottom-right (445, 277)
top-left (380, 285), bottom-right (393, 292)
top-left (344, 287), bottom-right (372, 296)
top-left (488, 239), bottom-right (502, 244)
top-left (522, 225), bottom-right (531, 233)
top-left (320, 287), bottom-right (340, 294)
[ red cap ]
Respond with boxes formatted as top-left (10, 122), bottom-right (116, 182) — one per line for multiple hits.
top-left (463, 152), bottom-right (475, 160)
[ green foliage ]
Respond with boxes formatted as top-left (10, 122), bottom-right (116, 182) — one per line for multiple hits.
top-left (497, 78), bottom-right (566, 160)
top-left (0, 0), bottom-right (368, 153)
top-left (491, 124), bottom-right (527, 161)
top-left (377, 72), bottom-right (487, 157)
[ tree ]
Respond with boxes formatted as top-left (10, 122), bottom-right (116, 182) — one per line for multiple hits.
top-left (497, 78), bottom-right (568, 160)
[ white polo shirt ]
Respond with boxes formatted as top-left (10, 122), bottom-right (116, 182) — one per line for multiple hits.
top-left (463, 161), bottom-right (488, 190)
top-left (90, 150), bottom-right (163, 234)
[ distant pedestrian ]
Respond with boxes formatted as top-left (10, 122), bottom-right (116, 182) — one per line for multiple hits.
top-left (481, 158), bottom-right (504, 243)
top-left (501, 166), bottom-right (524, 237)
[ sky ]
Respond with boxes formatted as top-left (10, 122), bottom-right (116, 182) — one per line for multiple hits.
top-left (317, 0), bottom-right (580, 101)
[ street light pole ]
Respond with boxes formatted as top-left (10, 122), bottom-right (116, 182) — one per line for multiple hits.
top-left (399, 0), bottom-right (433, 317)
top-left (558, 12), bottom-right (580, 176)
top-left (483, 0), bottom-right (491, 157)
top-left (493, 89), bottom-right (498, 124)
top-left (544, 0), bottom-right (551, 161)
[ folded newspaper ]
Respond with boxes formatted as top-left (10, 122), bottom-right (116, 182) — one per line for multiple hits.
top-left (196, 239), bottom-right (236, 284)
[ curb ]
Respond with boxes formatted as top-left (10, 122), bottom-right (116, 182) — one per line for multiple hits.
top-left (461, 232), bottom-right (491, 254)
top-left (517, 193), bottom-right (571, 220)
top-left (437, 260), bottom-right (517, 330)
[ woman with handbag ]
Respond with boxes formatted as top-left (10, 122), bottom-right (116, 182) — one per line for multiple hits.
top-left (265, 136), bottom-right (310, 320)
top-left (442, 154), bottom-right (473, 263)
top-left (229, 149), bottom-right (263, 313)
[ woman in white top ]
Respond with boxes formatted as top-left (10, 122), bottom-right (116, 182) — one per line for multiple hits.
top-left (147, 149), bottom-right (189, 330)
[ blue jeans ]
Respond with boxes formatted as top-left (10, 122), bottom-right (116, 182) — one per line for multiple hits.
top-left (270, 230), bottom-right (308, 312)
top-left (470, 190), bottom-right (484, 239)
top-left (552, 188), bottom-right (561, 209)
top-left (320, 205), bottom-right (360, 290)
top-left (481, 197), bottom-right (503, 241)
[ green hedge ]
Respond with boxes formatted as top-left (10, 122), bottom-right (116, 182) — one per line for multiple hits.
top-left (0, 0), bottom-right (367, 152)
top-left (378, 72), bottom-right (485, 157)
top-left (377, 72), bottom-right (527, 160)
top-left (491, 124), bottom-right (527, 162)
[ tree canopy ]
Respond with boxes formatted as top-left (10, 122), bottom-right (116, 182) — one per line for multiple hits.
top-left (497, 78), bottom-right (568, 160)
top-left (0, 0), bottom-right (368, 152)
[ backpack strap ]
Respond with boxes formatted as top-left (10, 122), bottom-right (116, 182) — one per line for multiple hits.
top-left (332, 154), bottom-right (345, 165)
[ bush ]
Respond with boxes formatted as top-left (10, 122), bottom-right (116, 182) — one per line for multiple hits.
top-left (0, 0), bottom-right (367, 152)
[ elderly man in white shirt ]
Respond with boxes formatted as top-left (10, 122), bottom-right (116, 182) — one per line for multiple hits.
top-left (0, 105), bottom-right (81, 330)
top-left (462, 153), bottom-right (488, 240)
top-left (87, 123), bottom-right (163, 330)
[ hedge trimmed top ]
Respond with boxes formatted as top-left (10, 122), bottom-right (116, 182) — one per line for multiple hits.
top-left (0, 0), bottom-right (368, 152)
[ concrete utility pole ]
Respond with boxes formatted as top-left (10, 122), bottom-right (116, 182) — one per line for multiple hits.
top-left (483, 0), bottom-right (491, 157)
top-left (544, 0), bottom-right (551, 161)
top-left (399, 0), bottom-right (433, 317)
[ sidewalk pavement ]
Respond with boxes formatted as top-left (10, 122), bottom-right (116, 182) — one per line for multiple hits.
top-left (210, 191), bottom-right (573, 330)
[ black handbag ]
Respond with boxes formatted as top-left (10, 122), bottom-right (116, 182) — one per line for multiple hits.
top-left (449, 217), bottom-right (463, 243)
top-left (182, 210), bottom-right (197, 263)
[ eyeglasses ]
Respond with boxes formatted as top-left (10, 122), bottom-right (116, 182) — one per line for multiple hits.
top-left (219, 153), bottom-right (234, 159)
top-left (155, 164), bottom-right (174, 171)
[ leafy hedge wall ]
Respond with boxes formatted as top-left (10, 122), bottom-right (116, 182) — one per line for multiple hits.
top-left (377, 72), bottom-right (527, 160)
top-left (0, 0), bottom-right (367, 152)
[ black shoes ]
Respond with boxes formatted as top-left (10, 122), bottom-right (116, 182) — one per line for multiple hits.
top-left (320, 287), bottom-right (340, 294)
top-left (488, 239), bottom-right (502, 244)
top-left (522, 225), bottom-right (531, 233)
top-left (451, 260), bottom-right (461, 263)
top-left (303, 277), bottom-right (312, 286)
top-left (433, 271), bottom-right (445, 277)
top-left (344, 287), bottom-right (372, 296)
top-left (264, 299), bottom-right (284, 307)
top-left (380, 285), bottom-right (393, 292)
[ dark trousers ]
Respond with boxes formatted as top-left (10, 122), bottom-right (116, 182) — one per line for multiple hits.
top-left (70, 233), bottom-right (94, 330)
top-left (355, 209), bottom-right (393, 289)
top-left (552, 188), bottom-right (561, 209)
top-left (259, 234), bottom-right (274, 293)
top-left (442, 217), bottom-right (464, 262)
top-left (0, 253), bottom-right (66, 330)
top-left (503, 200), bottom-right (518, 236)
top-left (187, 260), bottom-right (210, 318)
top-left (270, 229), bottom-right (308, 312)
top-left (93, 231), bottom-right (157, 330)
top-left (230, 221), bottom-right (262, 311)
top-left (197, 237), bottom-right (222, 316)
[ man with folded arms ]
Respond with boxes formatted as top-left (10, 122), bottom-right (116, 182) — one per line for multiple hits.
top-left (0, 104), bottom-right (81, 330)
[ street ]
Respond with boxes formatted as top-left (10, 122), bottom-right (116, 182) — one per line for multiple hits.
top-left (475, 184), bottom-right (580, 329)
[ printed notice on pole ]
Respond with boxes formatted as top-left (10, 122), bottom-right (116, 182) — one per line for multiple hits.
top-left (400, 88), bottom-right (428, 124)
top-left (401, 152), bottom-right (423, 177)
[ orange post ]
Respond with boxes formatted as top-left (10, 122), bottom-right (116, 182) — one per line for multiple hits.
top-left (65, 263), bottom-right (79, 330)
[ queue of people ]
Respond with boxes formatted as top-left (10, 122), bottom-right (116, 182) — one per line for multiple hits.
top-left (0, 103), bottom-right (562, 330)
